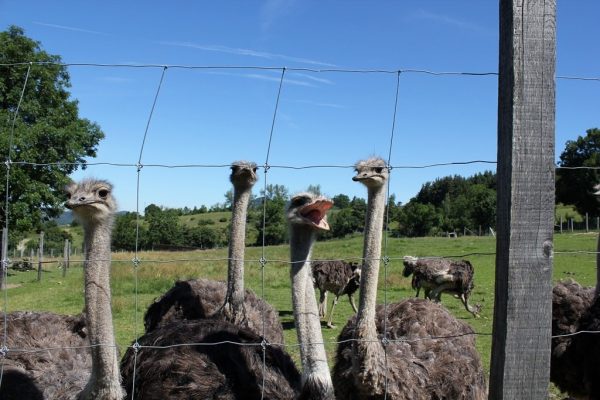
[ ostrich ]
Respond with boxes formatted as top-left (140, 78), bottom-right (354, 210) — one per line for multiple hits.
top-left (0, 178), bottom-right (123, 399)
top-left (286, 193), bottom-right (335, 399)
top-left (332, 157), bottom-right (486, 400)
top-left (66, 178), bottom-right (124, 399)
top-left (143, 161), bottom-right (284, 345)
top-left (401, 256), bottom-right (481, 317)
top-left (550, 183), bottom-right (600, 398)
top-left (311, 260), bottom-right (361, 328)
top-left (119, 192), bottom-right (335, 399)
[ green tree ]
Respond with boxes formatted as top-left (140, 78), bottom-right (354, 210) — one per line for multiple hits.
top-left (332, 194), bottom-right (350, 209)
top-left (254, 184), bottom-right (289, 245)
top-left (397, 202), bottom-right (442, 237)
top-left (556, 128), bottom-right (600, 216)
top-left (112, 212), bottom-right (146, 251)
top-left (0, 26), bottom-right (105, 239)
top-left (145, 208), bottom-right (183, 249)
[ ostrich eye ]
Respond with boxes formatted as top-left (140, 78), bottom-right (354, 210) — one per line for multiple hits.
top-left (375, 167), bottom-right (383, 174)
top-left (66, 192), bottom-right (72, 200)
top-left (252, 167), bottom-right (258, 173)
top-left (98, 189), bottom-right (109, 199)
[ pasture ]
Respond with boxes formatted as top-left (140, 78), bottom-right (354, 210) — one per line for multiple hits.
top-left (3, 232), bottom-right (598, 380)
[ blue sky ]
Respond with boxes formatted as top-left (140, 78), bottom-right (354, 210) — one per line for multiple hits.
top-left (1, 1), bottom-right (598, 213)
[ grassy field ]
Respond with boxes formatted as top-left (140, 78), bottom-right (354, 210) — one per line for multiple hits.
top-left (4, 232), bottom-right (598, 392)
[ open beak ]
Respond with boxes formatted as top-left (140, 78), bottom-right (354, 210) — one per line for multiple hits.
top-left (299, 198), bottom-right (333, 231)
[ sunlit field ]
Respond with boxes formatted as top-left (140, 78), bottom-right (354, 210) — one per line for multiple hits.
top-left (4, 232), bottom-right (597, 395)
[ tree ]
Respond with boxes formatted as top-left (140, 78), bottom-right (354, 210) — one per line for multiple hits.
top-left (397, 202), bottom-right (442, 237)
top-left (0, 26), bottom-right (104, 239)
top-left (556, 128), bottom-right (600, 216)
top-left (254, 184), bottom-right (289, 245)
top-left (112, 212), bottom-right (146, 251)
top-left (332, 194), bottom-right (350, 209)
top-left (144, 208), bottom-right (183, 249)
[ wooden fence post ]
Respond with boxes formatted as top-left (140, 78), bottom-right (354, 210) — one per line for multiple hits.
top-left (62, 239), bottom-right (70, 277)
top-left (1, 228), bottom-right (7, 290)
top-left (490, 0), bottom-right (556, 398)
top-left (37, 231), bottom-right (44, 281)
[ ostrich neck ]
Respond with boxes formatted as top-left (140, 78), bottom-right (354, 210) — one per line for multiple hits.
top-left (289, 226), bottom-right (334, 397)
top-left (225, 186), bottom-right (251, 322)
top-left (355, 184), bottom-right (386, 348)
top-left (82, 220), bottom-right (121, 397)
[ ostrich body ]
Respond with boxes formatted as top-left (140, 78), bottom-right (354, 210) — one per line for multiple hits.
top-left (0, 312), bottom-right (90, 399)
top-left (402, 256), bottom-right (481, 317)
top-left (286, 193), bottom-right (335, 399)
top-left (311, 260), bottom-right (360, 328)
top-left (332, 157), bottom-right (486, 400)
top-left (550, 183), bottom-right (600, 398)
top-left (120, 319), bottom-right (301, 399)
top-left (142, 161), bottom-right (284, 345)
top-left (0, 179), bottom-right (123, 400)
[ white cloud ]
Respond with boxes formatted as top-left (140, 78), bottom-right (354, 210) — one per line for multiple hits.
top-left (411, 9), bottom-right (488, 33)
top-left (158, 41), bottom-right (336, 67)
top-left (33, 21), bottom-right (109, 36)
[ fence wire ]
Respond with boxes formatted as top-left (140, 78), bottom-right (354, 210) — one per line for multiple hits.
top-left (0, 61), bottom-right (598, 398)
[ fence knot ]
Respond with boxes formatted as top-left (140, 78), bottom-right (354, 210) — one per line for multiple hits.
top-left (136, 163), bottom-right (144, 172)
top-left (260, 338), bottom-right (269, 351)
top-left (0, 345), bottom-right (8, 357)
top-left (4, 159), bottom-right (12, 170)
top-left (382, 256), bottom-right (390, 266)
top-left (259, 257), bottom-right (267, 268)
top-left (262, 163), bottom-right (270, 173)
top-left (132, 342), bottom-right (141, 353)
top-left (1, 258), bottom-right (9, 271)
top-left (131, 257), bottom-right (141, 268)
top-left (381, 336), bottom-right (390, 348)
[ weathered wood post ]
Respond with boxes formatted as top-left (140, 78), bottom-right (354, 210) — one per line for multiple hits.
top-left (37, 231), bottom-right (44, 281)
top-left (490, 0), bottom-right (556, 398)
top-left (62, 238), bottom-right (70, 277)
top-left (1, 228), bottom-right (7, 290)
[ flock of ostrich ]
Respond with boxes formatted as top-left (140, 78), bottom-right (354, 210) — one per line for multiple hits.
top-left (0, 157), bottom-right (598, 399)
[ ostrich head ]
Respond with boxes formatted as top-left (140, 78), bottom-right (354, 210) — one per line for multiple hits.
top-left (350, 262), bottom-right (362, 280)
top-left (64, 178), bottom-right (116, 226)
top-left (230, 161), bottom-right (258, 189)
top-left (402, 256), bottom-right (419, 277)
top-left (286, 192), bottom-right (333, 232)
top-left (352, 157), bottom-right (389, 189)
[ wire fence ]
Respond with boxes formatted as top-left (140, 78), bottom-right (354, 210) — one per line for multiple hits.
top-left (0, 61), bottom-right (599, 398)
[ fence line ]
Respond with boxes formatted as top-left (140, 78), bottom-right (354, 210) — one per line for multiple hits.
top-left (0, 59), bottom-right (598, 398)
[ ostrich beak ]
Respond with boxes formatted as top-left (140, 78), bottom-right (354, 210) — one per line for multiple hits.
top-left (299, 198), bottom-right (333, 231)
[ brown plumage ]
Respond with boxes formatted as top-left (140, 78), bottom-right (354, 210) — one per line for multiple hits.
top-left (143, 278), bottom-right (284, 344)
top-left (120, 319), bottom-right (301, 400)
top-left (550, 279), bottom-right (595, 396)
top-left (0, 312), bottom-right (90, 399)
top-left (311, 260), bottom-right (361, 328)
top-left (333, 300), bottom-right (486, 400)
top-left (332, 157), bottom-right (486, 400)
top-left (402, 256), bottom-right (481, 317)
top-left (550, 183), bottom-right (600, 398)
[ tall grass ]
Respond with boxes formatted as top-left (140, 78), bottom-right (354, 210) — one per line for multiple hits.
top-left (3, 232), bottom-right (598, 381)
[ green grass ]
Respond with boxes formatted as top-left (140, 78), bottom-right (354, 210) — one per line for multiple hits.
top-left (3, 232), bottom-right (598, 392)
